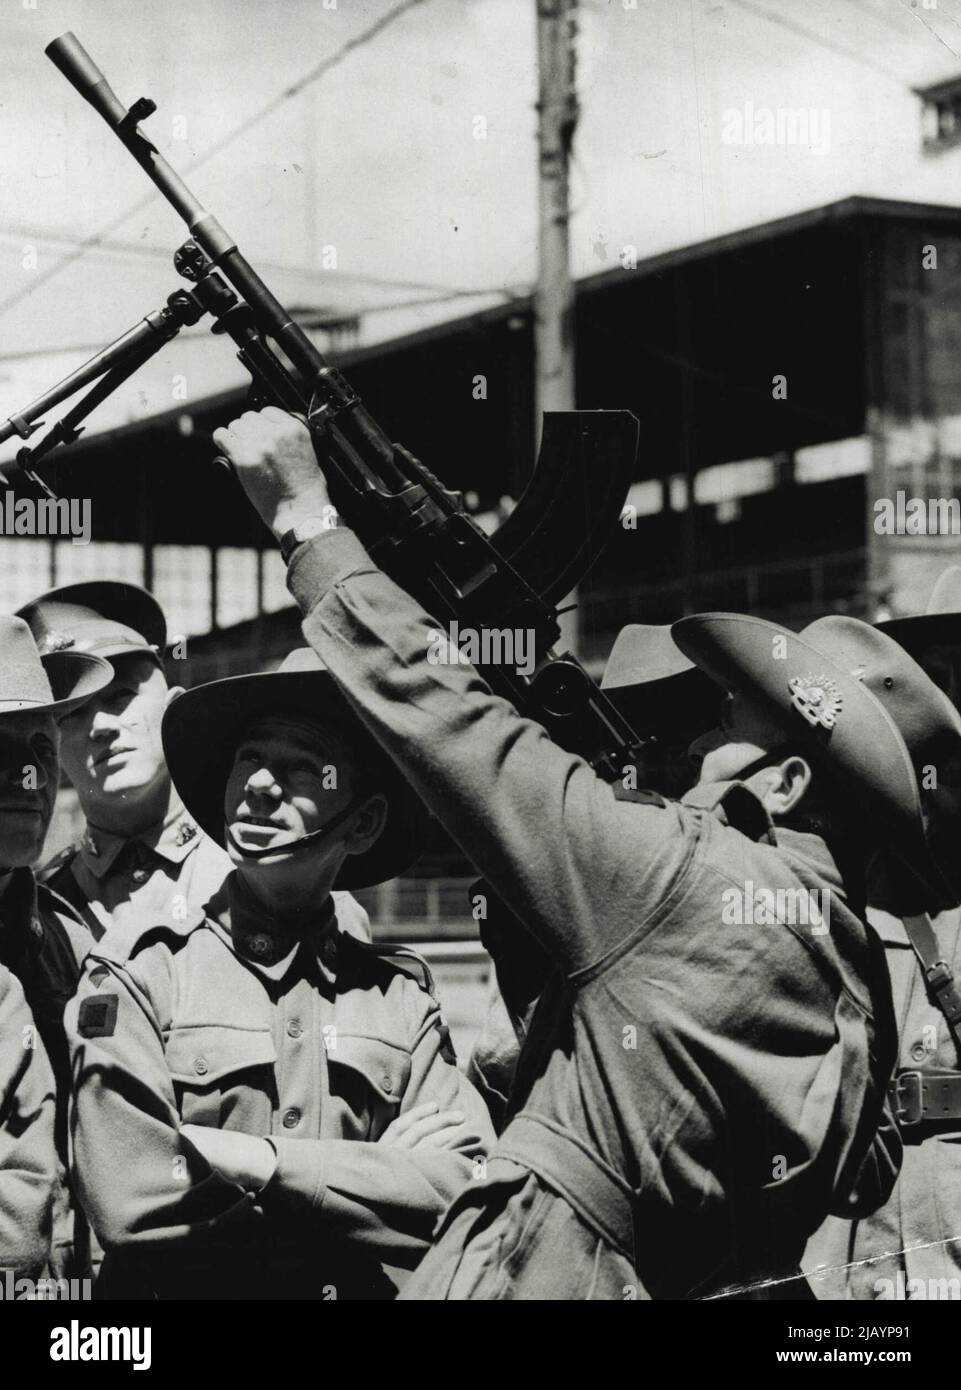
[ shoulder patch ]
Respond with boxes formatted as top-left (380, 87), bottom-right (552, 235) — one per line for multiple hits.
top-left (77, 993), bottom-right (118, 1039)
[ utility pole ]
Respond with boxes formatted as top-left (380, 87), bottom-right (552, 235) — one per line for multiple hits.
top-left (535, 0), bottom-right (578, 425)
top-left (535, 0), bottom-right (579, 648)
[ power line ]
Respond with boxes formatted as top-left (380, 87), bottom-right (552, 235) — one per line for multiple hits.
top-left (724, 0), bottom-right (907, 84)
top-left (0, 285), bottom-right (522, 367)
top-left (895, 0), bottom-right (961, 60)
top-left (0, 221), bottom-right (478, 299)
top-left (0, 0), bottom-right (432, 325)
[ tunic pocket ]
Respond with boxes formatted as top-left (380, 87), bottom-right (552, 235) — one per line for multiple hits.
top-left (165, 1024), bottom-right (277, 1129)
top-left (327, 1035), bottom-right (410, 1139)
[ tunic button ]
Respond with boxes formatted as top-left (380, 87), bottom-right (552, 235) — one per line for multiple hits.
top-left (286, 1020), bottom-right (302, 1039)
top-left (131, 868), bottom-right (148, 883)
top-left (195, 1057), bottom-right (208, 1076)
top-left (910, 1042), bottom-right (927, 1062)
top-left (282, 1108), bottom-right (300, 1128)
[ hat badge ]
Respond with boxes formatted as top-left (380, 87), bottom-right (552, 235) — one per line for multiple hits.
top-left (788, 673), bottom-right (843, 730)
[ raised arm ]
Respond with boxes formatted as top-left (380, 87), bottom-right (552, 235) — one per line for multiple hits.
top-left (215, 410), bottom-right (688, 976)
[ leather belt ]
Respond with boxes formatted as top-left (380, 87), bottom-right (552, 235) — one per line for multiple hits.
top-left (495, 1110), bottom-right (635, 1262)
top-left (889, 1069), bottom-right (961, 1139)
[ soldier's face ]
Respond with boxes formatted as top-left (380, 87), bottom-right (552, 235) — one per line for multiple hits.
top-left (57, 653), bottom-right (171, 805)
top-left (0, 712), bottom-right (59, 867)
top-left (224, 715), bottom-right (357, 862)
top-left (688, 692), bottom-right (786, 786)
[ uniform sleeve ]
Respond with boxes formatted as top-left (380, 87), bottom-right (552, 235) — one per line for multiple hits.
top-left (288, 530), bottom-right (689, 975)
top-left (260, 984), bottom-right (496, 1269)
top-left (66, 954), bottom-right (264, 1257)
top-left (0, 967), bottom-right (57, 1276)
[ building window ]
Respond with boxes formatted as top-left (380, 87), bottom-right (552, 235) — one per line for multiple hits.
top-left (917, 77), bottom-right (961, 153)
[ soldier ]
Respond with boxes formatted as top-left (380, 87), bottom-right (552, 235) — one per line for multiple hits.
top-left (17, 580), bottom-right (371, 944)
top-left (67, 646), bottom-right (494, 1300)
top-left (0, 613), bottom-right (111, 1275)
top-left (469, 624), bottom-right (720, 1131)
top-left (806, 566), bottom-right (961, 1299)
top-left (0, 964), bottom-right (58, 1279)
top-left (215, 407), bottom-right (961, 1299)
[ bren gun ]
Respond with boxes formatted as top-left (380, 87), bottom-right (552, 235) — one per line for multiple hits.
top-left (1, 31), bottom-right (647, 782)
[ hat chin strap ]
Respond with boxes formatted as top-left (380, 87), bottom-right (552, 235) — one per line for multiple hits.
top-left (225, 796), bottom-right (367, 861)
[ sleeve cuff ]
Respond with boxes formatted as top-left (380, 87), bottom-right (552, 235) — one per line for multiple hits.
top-left (286, 529), bottom-right (374, 614)
top-left (261, 1134), bottom-right (328, 1216)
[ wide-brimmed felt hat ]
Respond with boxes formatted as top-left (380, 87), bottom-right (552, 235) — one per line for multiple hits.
top-left (0, 614), bottom-right (112, 717)
top-left (600, 623), bottom-right (721, 736)
top-left (162, 648), bottom-right (423, 889)
top-left (16, 580), bottom-right (166, 662)
top-left (672, 611), bottom-right (961, 900)
top-left (877, 565), bottom-right (961, 656)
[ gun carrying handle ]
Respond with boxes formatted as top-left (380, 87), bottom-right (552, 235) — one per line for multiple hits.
top-left (46, 32), bottom-right (128, 127)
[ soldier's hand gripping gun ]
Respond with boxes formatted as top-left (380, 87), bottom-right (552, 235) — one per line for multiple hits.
top-left (8, 32), bottom-right (646, 781)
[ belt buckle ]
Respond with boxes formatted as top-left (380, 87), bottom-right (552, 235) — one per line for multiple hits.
top-left (893, 1070), bottom-right (924, 1127)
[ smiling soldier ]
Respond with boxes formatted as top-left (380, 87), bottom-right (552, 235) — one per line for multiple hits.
top-left (66, 646), bottom-right (494, 1299)
top-left (18, 581), bottom-right (373, 946)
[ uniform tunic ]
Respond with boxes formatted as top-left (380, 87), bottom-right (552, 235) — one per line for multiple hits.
top-left (0, 869), bottom-right (90, 1146)
top-left (0, 964), bottom-right (57, 1277)
top-left (40, 796), bottom-right (236, 941)
top-left (284, 527), bottom-right (900, 1300)
top-left (41, 795), bottom-right (372, 946)
top-left (0, 869), bottom-right (98, 1278)
top-left (67, 873), bottom-right (494, 1300)
top-left (805, 907), bottom-right (961, 1298)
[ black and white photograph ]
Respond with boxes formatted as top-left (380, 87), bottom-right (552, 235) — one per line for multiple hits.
top-left (1, 0), bottom-right (960, 1354)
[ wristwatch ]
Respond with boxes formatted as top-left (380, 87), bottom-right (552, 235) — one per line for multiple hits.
top-left (279, 514), bottom-right (334, 563)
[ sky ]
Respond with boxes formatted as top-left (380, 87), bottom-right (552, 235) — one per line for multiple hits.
top-left (1, 0), bottom-right (961, 450)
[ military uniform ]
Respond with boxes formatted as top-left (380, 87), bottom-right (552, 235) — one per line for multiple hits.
top-left (0, 963), bottom-right (58, 1277)
top-left (0, 867), bottom-right (100, 1278)
top-left (0, 868), bottom-right (92, 1146)
top-left (805, 906), bottom-right (961, 1297)
top-left (277, 529), bottom-right (899, 1299)
top-left (67, 872), bottom-right (493, 1300)
top-left (40, 800), bottom-right (227, 941)
top-left (41, 798), bottom-right (372, 946)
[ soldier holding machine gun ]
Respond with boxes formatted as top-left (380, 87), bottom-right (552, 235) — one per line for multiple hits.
top-left (15, 31), bottom-right (960, 1299)
top-left (213, 406), bottom-right (947, 1300)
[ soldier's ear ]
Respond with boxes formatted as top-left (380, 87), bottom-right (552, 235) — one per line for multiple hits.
top-left (343, 792), bottom-right (388, 857)
top-left (763, 755), bottom-right (812, 819)
top-left (163, 685), bottom-right (186, 710)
